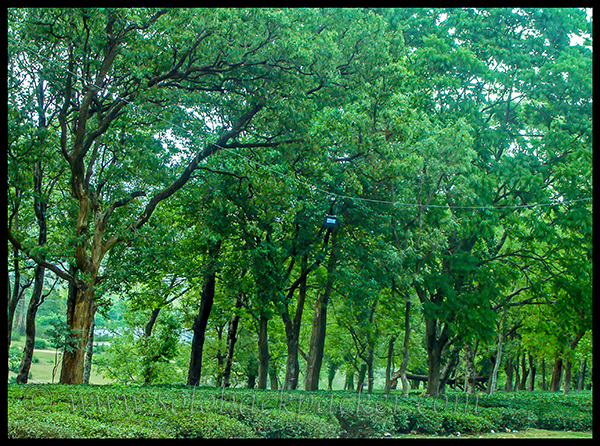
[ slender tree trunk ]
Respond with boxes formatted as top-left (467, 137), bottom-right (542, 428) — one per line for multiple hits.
top-left (488, 307), bottom-right (507, 395)
top-left (222, 297), bottom-right (242, 388)
top-left (399, 299), bottom-right (412, 396)
top-left (577, 359), bottom-right (587, 390)
top-left (464, 341), bottom-right (477, 394)
top-left (577, 359), bottom-right (587, 391)
top-left (304, 231), bottom-right (338, 391)
top-left (16, 264), bottom-right (45, 384)
top-left (384, 334), bottom-right (397, 394)
top-left (541, 358), bottom-right (547, 391)
top-left (8, 248), bottom-right (28, 379)
top-left (564, 329), bottom-right (586, 395)
top-left (356, 363), bottom-right (367, 392)
top-left (366, 346), bottom-right (374, 393)
top-left (187, 241), bottom-right (221, 386)
top-left (187, 271), bottom-right (216, 386)
top-left (282, 254), bottom-right (309, 390)
top-left (519, 353), bottom-right (529, 390)
top-left (528, 353), bottom-right (536, 391)
top-left (257, 312), bottom-right (270, 390)
top-left (16, 160), bottom-right (49, 384)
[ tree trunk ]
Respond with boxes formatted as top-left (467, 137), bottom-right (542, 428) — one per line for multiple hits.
top-left (356, 363), bottom-right (367, 393)
top-left (187, 270), bottom-right (217, 386)
top-left (504, 358), bottom-right (514, 391)
top-left (282, 254), bottom-right (309, 390)
top-left (8, 248), bottom-right (29, 380)
top-left (257, 312), bottom-right (270, 390)
top-left (550, 357), bottom-right (563, 392)
top-left (187, 241), bottom-right (220, 386)
top-left (304, 231), bottom-right (338, 391)
top-left (519, 353), bottom-right (529, 390)
top-left (399, 299), bottom-right (412, 396)
top-left (464, 341), bottom-right (477, 394)
top-left (16, 160), bottom-right (49, 384)
top-left (384, 334), bottom-right (397, 394)
top-left (488, 307), bottom-right (507, 395)
top-left (541, 358), bottom-right (547, 390)
top-left (564, 329), bottom-right (586, 395)
top-left (577, 359), bottom-right (587, 391)
top-left (422, 315), bottom-right (451, 396)
top-left (366, 346), bottom-right (374, 393)
top-left (60, 282), bottom-right (96, 384)
top-left (16, 264), bottom-right (46, 384)
top-left (222, 297), bottom-right (242, 388)
top-left (528, 353), bottom-right (536, 391)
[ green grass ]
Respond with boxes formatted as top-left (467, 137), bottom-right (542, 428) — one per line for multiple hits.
top-left (9, 339), bottom-right (111, 384)
top-left (7, 385), bottom-right (593, 439)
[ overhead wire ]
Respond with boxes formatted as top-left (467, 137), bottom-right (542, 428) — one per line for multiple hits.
top-left (8, 35), bottom-right (593, 211)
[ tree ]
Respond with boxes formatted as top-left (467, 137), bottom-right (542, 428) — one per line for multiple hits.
top-left (7, 8), bottom-right (354, 383)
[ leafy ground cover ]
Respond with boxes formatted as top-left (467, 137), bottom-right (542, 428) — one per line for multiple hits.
top-left (7, 385), bottom-right (593, 439)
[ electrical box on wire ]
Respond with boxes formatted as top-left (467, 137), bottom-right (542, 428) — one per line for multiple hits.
top-left (324, 215), bottom-right (339, 229)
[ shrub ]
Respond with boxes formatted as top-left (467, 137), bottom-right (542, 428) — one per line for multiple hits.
top-left (482, 407), bottom-right (538, 431)
top-left (440, 411), bottom-right (493, 434)
top-left (537, 410), bottom-right (593, 431)
top-left (240, 407), bottom-right (339, 438)
top-left (170, 412), bottom-right (255, 438)
top-left (407, 409), bottom-right (443, 435)
top-left (332, 400), bottom-right (395, 438)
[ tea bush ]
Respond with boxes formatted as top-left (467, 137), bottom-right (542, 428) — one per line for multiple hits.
top-left (7, 385), bottom-right (593, 438)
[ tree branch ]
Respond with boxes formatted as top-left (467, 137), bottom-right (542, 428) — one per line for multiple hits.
top-left (7, 228), bottom-right (74, 283)
top-left (130, 101), bottom-right (265, 231)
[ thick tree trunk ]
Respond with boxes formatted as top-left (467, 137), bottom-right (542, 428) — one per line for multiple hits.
top-left (550, 357), bottom-right (563, 392)
top-left (423, 317), bottom-right (451, 396)
top-left (304, 231), bottom-right (338, 391)
top-left (60, 282), bottom-right (97, 384)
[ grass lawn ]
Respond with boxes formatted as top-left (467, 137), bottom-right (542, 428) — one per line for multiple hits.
top-left (9, 340), bottom-right (111, 384)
